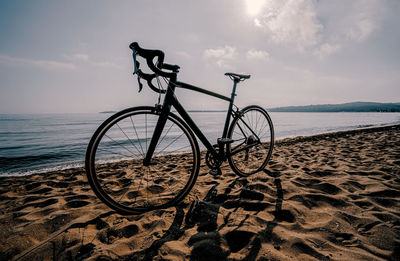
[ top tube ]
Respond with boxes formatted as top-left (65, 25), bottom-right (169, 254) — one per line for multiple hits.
top-left (175, 81), bottom-right (231, 102)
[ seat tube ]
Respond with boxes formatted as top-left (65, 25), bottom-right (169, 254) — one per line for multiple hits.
top-left (222, 79), bottom-right (238, 138)
top-left (143, 76), bottom-right (176, 166)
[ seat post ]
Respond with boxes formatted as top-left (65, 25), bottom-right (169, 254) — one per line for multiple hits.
top-left (222, 79), bottom-right (239, 138)
top-left (230, 79), bottom-right (239, 103)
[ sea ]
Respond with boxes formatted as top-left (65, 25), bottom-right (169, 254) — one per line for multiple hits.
top-left (1, 111), bottom-right (399, 177)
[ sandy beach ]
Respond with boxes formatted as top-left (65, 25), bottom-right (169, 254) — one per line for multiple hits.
top-left (1, 125), bottom-right (399, 260)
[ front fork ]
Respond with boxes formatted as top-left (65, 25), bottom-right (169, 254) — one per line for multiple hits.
top-left (143, 84), bottom-right (175, 166)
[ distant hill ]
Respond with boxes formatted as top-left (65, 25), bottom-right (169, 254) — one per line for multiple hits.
top-left (269, 102), bottom-right (400, 112)
top-left (99, 111), bottom-right (117, 114)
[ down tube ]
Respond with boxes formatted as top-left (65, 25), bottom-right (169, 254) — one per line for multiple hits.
top-left (172, 97), bottom-right (215, 153)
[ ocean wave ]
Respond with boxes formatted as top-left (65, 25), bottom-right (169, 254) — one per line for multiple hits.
top-left (0, 154), bottom-right (65, 168)
top-left (0, 161), bottom-right (85, 177)
top-left (0, 118), bottom-right (31, 122)
top-left (0, 145), bottom-right (28, 151)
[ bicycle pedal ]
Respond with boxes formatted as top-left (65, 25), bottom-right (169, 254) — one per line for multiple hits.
top-left (217, 138), bottom-right (234, 145)
top-left (209, 168), bottom-right (222, 176)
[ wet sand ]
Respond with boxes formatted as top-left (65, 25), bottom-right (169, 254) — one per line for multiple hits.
top-left (1, 125), bottom-right (399, 260)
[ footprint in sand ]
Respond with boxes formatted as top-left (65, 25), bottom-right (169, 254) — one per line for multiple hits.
top-left (13, 198), bottom-right (58, 212)
top-left (98, 224), bottom-right (139, 244)
top-left (66, 200), bottom-right (90, 208)
top-left (65, 194), bottom-right (91, 208)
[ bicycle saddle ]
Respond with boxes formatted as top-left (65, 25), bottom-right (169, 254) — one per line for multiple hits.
top-left (225, 72), bottom-right (251, 81)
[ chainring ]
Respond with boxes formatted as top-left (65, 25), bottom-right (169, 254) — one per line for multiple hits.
top-left (205, 145), bottom-right (222, 170)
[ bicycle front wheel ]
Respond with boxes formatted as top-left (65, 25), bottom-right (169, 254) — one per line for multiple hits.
top-left (227, 105), bottom-right (274, 176)
top-left (85, 106), bottom-right (200, 215)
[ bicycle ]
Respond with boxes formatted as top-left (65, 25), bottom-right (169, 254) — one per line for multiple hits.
top-left (85, 42), bottom-right (274, 215)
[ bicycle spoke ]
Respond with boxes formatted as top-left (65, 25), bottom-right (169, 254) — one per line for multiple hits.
top-left (145, 168), bottom-right (149, 207)
top-left (104, 134), bottom-right (139, 158)
top-left (258, 132), bottom-right (270, 140)
top-left (250, 111), bottom-right (254, 129)
top-left (88, 108), bottom-right (199, 214)
top-left (116, 122), bottom-right (144, 157)
top-left (244, 113), bottom-right (251, 133)
top-left (145, 166), bottom-right (161, 206)
top-left (145, 113), bottom-right (148, 151)
top-left (117, 171), bottom-right (136, 202)
top-left (236, 121), bottom-right (249, 138)
top-left (96, 147), bottom-right (133, 159)
top-left (157, 122), bottom-right (174, 147)
top-left (256, 117), bottom-right (268, 138)
top-left (150, 165), bottom-right (179, 201)
top-left (255, 112), bottom-right (261, 135)
top-left (130, 116), bottom-right (145, 156)
top-left (156, 144), bottom-right (192, 156)
top-left (155, 132), bottom-right (185, 157)
top-left (133, 168), bottom-right (145, 205)
top-left (255, 113), bottom-right (268, 134)
top-left (228, 107), bottom-right (274, 176)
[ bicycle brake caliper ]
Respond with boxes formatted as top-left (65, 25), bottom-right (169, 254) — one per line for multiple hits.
top-left (154, 104), bottom-right (163, 115)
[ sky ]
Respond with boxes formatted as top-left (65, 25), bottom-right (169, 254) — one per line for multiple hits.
top-left (0, 0), bottom-right (399, 114)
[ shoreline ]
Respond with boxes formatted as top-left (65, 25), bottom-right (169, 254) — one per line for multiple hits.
top-left (2, 123), bottom-right (400, 178)
top-left (275, 123), bottom-right (400, 145)
top-left (1, 122), bottom-right (399, 260)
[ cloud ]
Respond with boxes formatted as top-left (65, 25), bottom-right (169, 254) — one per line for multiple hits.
top-left (0, 53), bottom-right (122, 71)
top-left (64, 53), bottom-right (89, 62)
top-left (245, 0), bottom-right (266, 16)
top-left (341, 0), bottom-right (382, 42)
top-left (252, 0), bottom-right (385, 58)
top-left (255, 0), bottom-right (322, 51)
top-left (313, 43), bottom-right (341, 59)
top-left (246, 49), bottom-right (270, 60)
top-left (0, 55), bottom-right (76, 70)
top-left (89, 61), bottom-right (121, 69)
top-left (203, 45), bottom-right (237, 68)
top-left (64, 53), bottom-right (121, 69)
top-left (254, 18), bottom-right (262, 27)
top-left (175, 51), bottom-right (191, 59)
top-left (346, 18), bottom-right (376, 42)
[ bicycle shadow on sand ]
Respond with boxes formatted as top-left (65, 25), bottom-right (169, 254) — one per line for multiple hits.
top-left (124, 169), bottom-right (286, 261)
top-left (11, 168), bottom-right (286, 261)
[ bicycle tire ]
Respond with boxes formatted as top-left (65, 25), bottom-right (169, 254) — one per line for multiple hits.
top-left (85, 106), bottom-right (200, 215)
top-left (227, 105), bottom-right (274, 176)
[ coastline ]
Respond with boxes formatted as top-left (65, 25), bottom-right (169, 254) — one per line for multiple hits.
top-left (275, 123), bottom-right (400, 145)
top-left (1, 124), bottom-right (399, 260)
top-left (2, 122), bottom-right (399, 178)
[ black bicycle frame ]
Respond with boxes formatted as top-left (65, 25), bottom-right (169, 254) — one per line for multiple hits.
top-left (143, 76), bottom-right (240, 166)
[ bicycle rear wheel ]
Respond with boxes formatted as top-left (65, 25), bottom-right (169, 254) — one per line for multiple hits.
top-left (227, 105), bottom-right (274, 176)
top-left (86, 106), bottom-right (200, 215)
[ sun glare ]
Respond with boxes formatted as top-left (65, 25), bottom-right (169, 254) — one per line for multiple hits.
top-left (245, 0), bottom-right (266, 16)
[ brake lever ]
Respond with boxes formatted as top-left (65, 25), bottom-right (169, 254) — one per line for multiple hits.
top-left (132, 51), bottom-right (143, 92)
top-left (137, 72), bottom-right (143, 93)
top-left (132, 50), bottom-right (138, 75)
